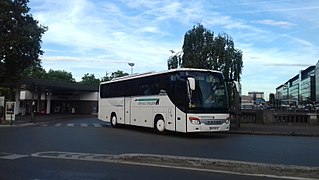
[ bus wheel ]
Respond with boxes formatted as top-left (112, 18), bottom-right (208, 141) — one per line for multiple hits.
top-left (111, 115), bottom-right (118, 128)
top-left (155, 117), bottom-right (165, 133)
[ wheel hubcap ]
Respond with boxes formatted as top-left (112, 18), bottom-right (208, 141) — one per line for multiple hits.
top-left (156, 120), bottom-right (165, 132)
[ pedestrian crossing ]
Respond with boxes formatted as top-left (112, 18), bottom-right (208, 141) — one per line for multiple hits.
top-left (39, 122), bottom-right (108, 128)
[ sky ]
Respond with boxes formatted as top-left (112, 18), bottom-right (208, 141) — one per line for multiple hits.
top-left (28, 0), bottom-right (319, 99)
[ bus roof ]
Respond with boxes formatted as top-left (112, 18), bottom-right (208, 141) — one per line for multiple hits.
top-left (100, 68), bottom-right (222, 84)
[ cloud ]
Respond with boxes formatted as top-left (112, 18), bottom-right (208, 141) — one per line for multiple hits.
top-left (28, 0), bottom-right (319, 96)
top-left (229, 5), bottom-right (319, 14)
top-left (140, 27), bottom-right (160, 34)
top-left (264, 63), bottom-right (312, 67)
top-left (255, 19), bottom-right (295, 29)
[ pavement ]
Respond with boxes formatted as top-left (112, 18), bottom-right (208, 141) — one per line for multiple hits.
top-left (0, 114), bottom-right (95, 127)
top-left (230, 124), bottom-right (319, 137)
top-left (1, 114), bottom-right (319, 136)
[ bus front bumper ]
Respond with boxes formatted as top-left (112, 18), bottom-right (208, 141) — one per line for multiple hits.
top-left (187, 123), bottom-right (230, 133)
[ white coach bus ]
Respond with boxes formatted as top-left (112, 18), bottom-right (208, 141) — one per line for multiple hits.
top-left (98, 68), bottom-right (231, 133)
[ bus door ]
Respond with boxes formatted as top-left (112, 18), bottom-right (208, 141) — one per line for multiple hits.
top-left (124, 97), bottom-right (131, 125)
top-left (175, 107), bottom-right (186, 133)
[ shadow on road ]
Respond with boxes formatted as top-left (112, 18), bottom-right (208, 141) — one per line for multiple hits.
top-left (110, 124), bottom-right (229, 139)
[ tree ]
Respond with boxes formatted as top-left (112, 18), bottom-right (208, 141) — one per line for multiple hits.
top-left (167, 24), bottom-right (243, 82)
top-left (23, 63), bottom-right (47, 79)
top-left (167, 53), bottom-right (182, 70)
top-left (46, 69), bottom-right (75, 82)
top-left (109, 70), bottom-right (128, 80)
top-left (81, 73), bottom-right (100, 85)
top-left (181, 24), bottom-right (214, 69)
top-left (269, 93), bottom-right (275, 106)
top-left (0, 0), bottom-right (47, 99)
top-left (100, 71), bottom-right (111, 82)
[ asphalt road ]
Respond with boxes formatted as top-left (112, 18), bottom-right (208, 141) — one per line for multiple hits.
top-left (0, 116), bottom-right (319, 179)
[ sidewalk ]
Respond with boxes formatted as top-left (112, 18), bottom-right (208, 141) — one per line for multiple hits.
top-left (229, 124), bottom-right (319, 137)
top-left (0, 114), bottom-right (96, 127)
top-left (1, 114), bottom-right (319, 136)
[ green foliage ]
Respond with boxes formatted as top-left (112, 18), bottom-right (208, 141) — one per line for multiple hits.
top-left (46, 69), bottom-right (75, 82)
top-left (100, 75), bottom-right (110, 82)
top-left (99, 70), bottom-right (128, 82)
top-left (23, 64), bottom-right (46, 79)
top-left (269, 93), bottom-right (275, 105)
top-left (168, 24), bottom-right (243, 82)
top-left (81, 73), bottom-right (100, 85)
top-left (100, 71), bottom-right (111, 82)
top-left (182, 24), bottom-right (214, 69)
top-left (0, 0), bottom-right (47, 86)
top-left (109, 70), bottom-right (129, 80)
top-left (168, 53), bottom-right (181, 70)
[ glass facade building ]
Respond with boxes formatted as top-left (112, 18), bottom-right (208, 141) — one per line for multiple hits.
top-left (276, 65), bottom-right (316, 104)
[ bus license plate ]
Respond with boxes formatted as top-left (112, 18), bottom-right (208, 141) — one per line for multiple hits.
top-left (210, 127), bottom-right (219, 130)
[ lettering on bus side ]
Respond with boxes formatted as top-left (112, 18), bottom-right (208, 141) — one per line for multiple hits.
top-left (135, 98), bottom-right (160, 105)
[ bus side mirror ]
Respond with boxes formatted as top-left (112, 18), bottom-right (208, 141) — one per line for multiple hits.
top-left (187, 77), bottom-right (196, 91)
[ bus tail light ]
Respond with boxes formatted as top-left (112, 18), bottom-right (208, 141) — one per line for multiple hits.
top-left (189, 116), bottom-right (201, 125)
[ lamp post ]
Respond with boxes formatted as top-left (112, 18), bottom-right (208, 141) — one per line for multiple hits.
top-left (128, 63), bottom-right (135, 75)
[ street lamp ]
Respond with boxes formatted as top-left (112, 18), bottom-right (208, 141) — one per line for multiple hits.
top-left (128, 62), bottom-right (135, 75)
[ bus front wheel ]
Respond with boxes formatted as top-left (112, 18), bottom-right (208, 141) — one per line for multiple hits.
top-left (155, 117), bottom-right (165, 133)
top-left (111, 115), bottom-right (118, 128)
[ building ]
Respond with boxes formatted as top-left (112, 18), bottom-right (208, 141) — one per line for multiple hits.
top-left (14, 78), bottom-right (99, 115)
top-left (276, 62), bottom-right (317, 104)
top-left (248, 91), bottom-right (265, 104)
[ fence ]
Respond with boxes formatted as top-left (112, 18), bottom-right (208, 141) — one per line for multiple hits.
top-left (238, 110), bottom-right (319, 126)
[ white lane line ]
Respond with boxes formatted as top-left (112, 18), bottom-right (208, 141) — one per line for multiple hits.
top-left (55, 123), bottom-right (62, 127)
top-left (80, 123), bottom-right (88, 127)
top-left (66, 123), bottom-right (74, 127)
top-left (93, 123), bottom-right (102, 128)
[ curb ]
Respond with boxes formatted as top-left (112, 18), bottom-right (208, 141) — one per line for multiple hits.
top-left (228, 131), bottom-right (319, 137)
top-left (31, 151), bottom-right (319, 179)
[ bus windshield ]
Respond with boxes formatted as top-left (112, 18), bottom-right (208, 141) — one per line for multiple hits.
top-left (187, 72), bottom-right (228, 113)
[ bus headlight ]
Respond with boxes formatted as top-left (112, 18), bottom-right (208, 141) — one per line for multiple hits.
top-left (189, 116), bottom-right (201, 125)
top-left (226, 117), bottom-right (230, 124)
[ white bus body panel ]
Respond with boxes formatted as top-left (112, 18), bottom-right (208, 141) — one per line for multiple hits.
top-left (98, 97), bottom-right (124, 123)
top-left (99, 96), bottom-right (230, 133)
top-left (130, 95), bottom-right (175, 129)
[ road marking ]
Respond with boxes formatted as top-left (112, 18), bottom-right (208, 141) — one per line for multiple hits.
top-left (0, 153), bottom-right (28, 160)
top-left (55, 123), bottom-right (62, 127)
top-left (66, 123), bottom-right (74, 127)
top-left (93, 123), bottom-right (102, 128)
top-left (30, 151), bottom-right (319, 180)
top-left (80, 123), bottom-right (88, 127)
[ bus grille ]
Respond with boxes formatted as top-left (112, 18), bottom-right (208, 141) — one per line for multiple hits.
top-left (202, 120), bottom-right (225, 125)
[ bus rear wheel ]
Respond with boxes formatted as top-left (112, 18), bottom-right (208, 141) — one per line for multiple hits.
top-left (155, 117), bottom-right (165, 133)
top-left (111, 115), bottom-right (118, 128)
